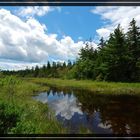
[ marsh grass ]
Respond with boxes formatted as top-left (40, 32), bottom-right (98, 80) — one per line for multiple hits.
top-left (0, 76), bottom-right (66, 134)
top-left (27, 78), bottom-right (140, 95)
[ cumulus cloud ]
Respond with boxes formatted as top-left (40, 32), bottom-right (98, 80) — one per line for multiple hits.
top-left (96, 28), bottom-right (111, 40)
top-left (91, 6), bottom-right (140, 39)
top-left (18, 6), bottom-right (54, 18)
top-left (0, 9), bottom-right (48, 62)
top-left (0, 8), bottom-right (97, 68)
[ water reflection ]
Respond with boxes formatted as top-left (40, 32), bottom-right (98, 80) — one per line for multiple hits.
top-left (35, 90), bottom-right (83, 120)
top-left (34, 87), bottom-right (140, 134)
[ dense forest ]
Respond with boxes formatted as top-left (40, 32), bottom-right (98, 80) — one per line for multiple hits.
top-left (2, 19), bottom-right (140, 82)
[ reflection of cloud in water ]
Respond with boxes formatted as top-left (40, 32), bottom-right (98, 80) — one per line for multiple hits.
top-left (125, 124), bottom-right (131, 134)
top-left (98, 122), bottom-right (111, 129)
top-left (34, 92), bottom-right (48, 104)
top-left (49, 95), bottom-right (83, 120)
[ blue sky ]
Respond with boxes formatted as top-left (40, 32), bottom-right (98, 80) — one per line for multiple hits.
top-left (39, 6), bottom-right (103, 42)
top-left (0, 6), bottom-right (140, 70)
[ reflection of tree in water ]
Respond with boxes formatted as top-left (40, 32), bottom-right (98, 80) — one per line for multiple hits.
top-left (49, 86), bottom-right (73, 97)
top-left (47, 90), bottom-right (51, 96)
top-left (74, 90), bottom-right (109, 114)
top-left (74, 91), bottom-right (140, 134)
top-left (100, 96), bottom-right (140, 134)
top-left (48, 87), bottom-right (140, 134)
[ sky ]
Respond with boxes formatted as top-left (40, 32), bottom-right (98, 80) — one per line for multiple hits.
top-left (0, 6), bottom-right (140, 70)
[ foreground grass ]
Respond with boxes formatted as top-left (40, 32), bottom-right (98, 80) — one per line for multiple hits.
top-left (27, 78), bottom-right (140, 95)
top-left (0, 76), bottom-right (66, 134)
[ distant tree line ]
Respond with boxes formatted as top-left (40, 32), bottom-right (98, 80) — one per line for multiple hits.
top-left (1, 19), bottom-right (140, 82)
top-left (2, 60), bottom-right (74, 79)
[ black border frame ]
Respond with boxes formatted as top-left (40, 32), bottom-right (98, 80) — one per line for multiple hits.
top-left (0, 0), bottom-right (140, 6)
top-left (0, 1), bottom-right (140, 139)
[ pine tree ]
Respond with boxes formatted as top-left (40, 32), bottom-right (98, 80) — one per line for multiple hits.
top-left (67, 60), bottom-right (72, 68)
top-left (42, 64), bottom-right (47, 77)
top-left (34, 65), bottom-right (39, 77)
top-left (62, 62), bottom-right (66, 68)
top-left (104, 24), bottom-right (128, 81)
top-left (47, 61), bottom-right (51, 69)
top-left (98, 37), bottom-right (105, 50)
top-left (127, 18), bottom-right (140, 81)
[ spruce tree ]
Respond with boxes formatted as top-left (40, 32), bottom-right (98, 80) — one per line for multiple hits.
top-left (127, 18), bottom-right (140, 81)
top-left (104, 24), bottom-right (128, 81)
top-left (98, 37), bottom-right (105, 50)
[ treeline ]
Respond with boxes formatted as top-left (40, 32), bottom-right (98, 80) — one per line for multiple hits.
top-left (2, 60), bottom-right (75, 79)
top-left (2, 19), bottom-right (140, 82)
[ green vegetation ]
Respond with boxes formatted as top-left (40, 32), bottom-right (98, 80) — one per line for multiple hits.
top-left (0, 76), bottom-right (66, 134)
top-left (27, 78), bottom-right (140, 95)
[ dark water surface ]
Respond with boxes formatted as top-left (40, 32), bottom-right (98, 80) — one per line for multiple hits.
top-left (33, 87), bottom-right (140, 134)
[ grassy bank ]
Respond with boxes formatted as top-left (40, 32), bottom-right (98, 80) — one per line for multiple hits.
top-left (0, 76), bottom-right (66, 134)
top-left (27, 78), bottom-right (140, 95)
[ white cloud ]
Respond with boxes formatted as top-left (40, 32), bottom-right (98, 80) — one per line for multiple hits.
top-left (18, 6), bottom-right (61, 18)
top-left (0, 8), bottom-right (97, 70)
top-left (91, 6), bottom-right (140, 39)
top-left (96, 28), bottom-right (111, 40)
top-left (0, 59), bottom-right (42, 71)
top-left (0, 9), bottom-right (48, 62)
top-left (18, 6), bottom-right (52, 18)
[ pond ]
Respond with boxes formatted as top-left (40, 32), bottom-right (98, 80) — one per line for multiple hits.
top-left (33, 86), bottom-right (140, 134)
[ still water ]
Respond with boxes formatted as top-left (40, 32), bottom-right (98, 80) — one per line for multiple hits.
top-left (34, 87), bottom-right (140, 134)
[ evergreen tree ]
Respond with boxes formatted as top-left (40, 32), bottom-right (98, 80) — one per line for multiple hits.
top-left (103, 24), bottom-right (128, 81)
top-left (79, 41), bottom-right (96, 61)
top-left (98, 37), bottom-right (106, 50)
top-left (62, 62), bottom-right (66, 68)
top-left (67, 60), bottom-right (72, 68)
top-left (47, 61), bottom-right (51, 69)
top-left (34, 65), bottom-right (39, 77)
top-left (41, 64), bottom-right (47, 77)
top-left (52, 62), bottom-right (57, 69)
top-left (127, 18), bottom-right (140, 81)
top-left (74, 41), bottom-right (98, 79)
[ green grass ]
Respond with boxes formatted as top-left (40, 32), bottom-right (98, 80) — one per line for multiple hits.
top-left (26, 78), bottom-right (140, 95)
top-left (0, 76), bottom-right (66, 134)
